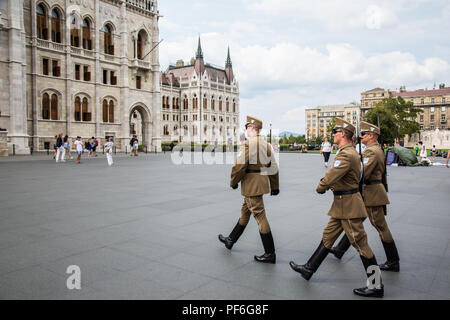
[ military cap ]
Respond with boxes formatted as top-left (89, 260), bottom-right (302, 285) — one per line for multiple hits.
top-left (246, 116), bottom-right (263, 129)
top-left (333, 117), bottom-right (355, 135)
top-left (360, 121), bottom-right (380, 135)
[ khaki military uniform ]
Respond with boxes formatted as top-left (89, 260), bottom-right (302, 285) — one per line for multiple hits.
top-left (230, 135), bottom-right (279, 234)
top-left (363, 141), bottom-right (393, 243)
top-left (317, 143), bottom-right (374, 259)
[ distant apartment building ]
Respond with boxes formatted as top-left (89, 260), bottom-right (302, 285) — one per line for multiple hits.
top-left (361, 84), bottom-right (450, 131)
top-left (305, 103), bottom-right (360, 140)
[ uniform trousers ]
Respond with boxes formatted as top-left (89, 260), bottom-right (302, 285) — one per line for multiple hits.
top-left (366, 206), bottom-right (393, 243)
top-left (322, 217), bottom-right (374, 259)
top-left (238, 195), bottom-right (271, 234)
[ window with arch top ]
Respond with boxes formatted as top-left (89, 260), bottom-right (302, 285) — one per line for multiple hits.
top-left (104, 24), bottom-right (114, 55)
top-left (82, 18), bottom-right (92, 50)
top-left (36, 4), bottom-right (48, 40)
top-left (51, 8), bottom-right (62, 43)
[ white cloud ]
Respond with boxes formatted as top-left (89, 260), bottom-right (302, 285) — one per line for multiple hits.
top-left (248, 0), bottom-right (399, 31)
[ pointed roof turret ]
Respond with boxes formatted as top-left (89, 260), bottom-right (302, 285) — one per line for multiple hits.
top-left (196, 35), bottom-right (203, 60)
top-left (225, 46), bottom-right (232, 69)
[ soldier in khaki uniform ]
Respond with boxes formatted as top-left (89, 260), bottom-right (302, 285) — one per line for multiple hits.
top-left (218, 116), bottom-right (280, 263)
top-left (289, 118), bottom-right (384, 298)
top-left (330, 121), bottom-right (400, 272)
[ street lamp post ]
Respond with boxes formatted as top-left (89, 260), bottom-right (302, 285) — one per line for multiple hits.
top-left (269, 123), bottom-right (272, 144)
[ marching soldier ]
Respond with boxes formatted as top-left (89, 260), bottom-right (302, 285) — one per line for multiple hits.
top-left (218, 116), bottom-right (280, 263)
top-left (330, 121), bottom-right (400, 272)
top-left (289, 118), bottom-right (384, 297)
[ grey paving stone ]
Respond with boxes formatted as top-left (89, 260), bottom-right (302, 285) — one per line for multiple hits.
top-left (0, 153), bottom-right (449, 299)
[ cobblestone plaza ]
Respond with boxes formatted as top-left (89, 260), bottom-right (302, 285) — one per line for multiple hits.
top-left (0, 153), bottom-right (449, 299)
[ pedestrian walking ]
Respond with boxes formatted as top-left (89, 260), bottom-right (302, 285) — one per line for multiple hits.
top-left (63, 135), bottom-right (73, 160)
top-left (55, 133), bottom-right (65, 162)
top-left (85, 138), bottom-right (92, 157)
top-left (419, 141), bottom-right (427, 162)
top-left (130, 135), bottom-right (138, 156)
top-left (330, 121), bottom-right (400, 273)
top-left (74, 136), bottom-right (83, 164)
top-left (320, 137), bottom-right (332, 167)
top-left (289, 118), bottom-right (384, 298)
top-left (414, 143), bottom-right (419, 156)
top-left (104, 138), bottom-right (114, 166)
top-left (53, 135), bottom-right (58, 159)
top-left (92, 137), bottom-right (98, 157)
top-left (431, 145), bottom-right (436, 157)
top-left (218, 116), bottom-right (280, 263)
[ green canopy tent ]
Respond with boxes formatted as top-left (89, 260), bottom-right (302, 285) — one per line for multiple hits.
top-left (387, 146), bottom-right (418, 166)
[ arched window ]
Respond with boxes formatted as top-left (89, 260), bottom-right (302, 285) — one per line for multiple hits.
top-left (193, 95), bottom-right (198, 109)
top-left (74, 97), bottom-right (81, 121)
top-left (183, 125), bottom-right (188, 136)
top-left (109, 100), bottom-right (114, 123)
top-left (163, 125), bottom-right (169, 136)
top-left (219, 97), bottom-right (223, 111)
top-left (203, 95), bottom-right (207, 110)
top-left (136, 30), bottom-right (148, 60)
top-left (162, 96), bottom-right (165, 109)
top-left (166, 96), bottom-right (170, 109)
top-left (104, 24), bottom-right (114, 55)
top-left (102, 100), bottom-right (108, 122)
top-left (82, 18), bottom-right (92, 50)
top-left (204, 125), bottom-right (208, 134)
top-left (36, 4), bottom-right (48, 40)
top-left (233, 100), bottom-right (236, 113)
top-left (174, 125), bottom-right (178, 135)
top-left (226, 98), bottom-right (229, 112)
top-left (51, 94), bottom-right (58, 120)
top-left (211, 96), bottom-right (215, 111)
top-left (82, 97), bottom-right (91, 121)
top-left (42, 93), bottom-right (50, 119)
top-left (176, 98), bottom-right (179, 109)
top-left (70, 15), bottom-right (80, 47)
top-left (51, 8), bottom-right (62, 43)
top-left (183, 96), bottom-right (188, 110)
top-left (172, 97), bottom-right (176, 110)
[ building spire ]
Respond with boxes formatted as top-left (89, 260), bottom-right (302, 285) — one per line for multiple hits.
top-left (196, 35), bottom-right (203, 60)
top-left (225, 46), bottom-right (232, 68)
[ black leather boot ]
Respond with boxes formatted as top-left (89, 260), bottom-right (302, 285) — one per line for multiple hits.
top-left (330, 234), bottom-right (351, 259)
top-left (254, 232), bottom-right (276, 264)
top-left (353, 255), bottom-right (384, 298)
top-left (289, 241), bottom-right (330, 280)
top-left (379, 241), bottom-right (400, 272)
top-left (218, 221), bottom-right (246, 250)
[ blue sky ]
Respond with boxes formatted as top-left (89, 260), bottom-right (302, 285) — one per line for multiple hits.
top-left (158, 0), bottom-right (450, 134)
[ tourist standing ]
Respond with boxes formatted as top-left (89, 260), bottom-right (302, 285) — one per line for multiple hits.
top-left (55, 133), bottom-right (65, 162)
top-left (320, 137), bottom-right (332, 167)
top-left (53, 135), bottom-right (58, 159)
top-left (74, 136), bottom-right (83, 164)
top-left (133, 136), bottom-right (139, 156)
top-left (414, 143), bottom-right (419, 156)
top-left (104, 138), bottom-right (114, 166)
top-left (129, 135), bottom-right (137, 156)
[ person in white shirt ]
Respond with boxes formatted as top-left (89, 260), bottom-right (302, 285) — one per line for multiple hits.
top-left (105, 138), bottom-right (114, 166)
top-left (320, 137), bottom-right (332, 167)
top-left (419, 141), bottom-right (427, 162)
top-left (74, 136), bottom-right (83, 164)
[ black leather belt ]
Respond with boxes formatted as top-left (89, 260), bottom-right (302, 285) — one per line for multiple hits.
top-left (333, 188), bottom-right (359, 196)
top-left (246, 169), bottom-right (261, 173)
top-left (364, 180), bottom-right (382, 185)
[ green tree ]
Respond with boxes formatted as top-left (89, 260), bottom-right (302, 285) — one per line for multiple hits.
top-left (296, 135), bottom-right (306, 144)
top-left (288, 134), bottom-right (296, 144)
top-left (326, 118), bottom-right (336, 144)
top-left (364, 97), bottom-right (421, 145)
top-left (281, 134), bottom-right (288, 144)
